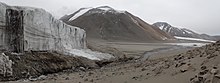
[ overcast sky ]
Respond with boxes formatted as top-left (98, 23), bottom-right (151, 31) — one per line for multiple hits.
top-left (1, 0), bottom-right (220, 35)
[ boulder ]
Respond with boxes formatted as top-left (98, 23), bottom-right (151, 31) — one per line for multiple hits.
top-left (212, 75), bottom-right (220, 83)
top-left (0, 53), bottom-right (13, 77)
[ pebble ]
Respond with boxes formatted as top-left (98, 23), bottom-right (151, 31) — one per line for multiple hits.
top-left (212, 75), bottom-right (220, 83)
top-left (132, 76), bottom-right (138, 80)
top-left (199, 70), bottom-right (209, 75)
top-left (88, 72), bottom-right (94, 76)
top-left (211, 69), bottom-right (218, 75)
top-left (201, 66), bottom-right (207, 70)
top-left (89, 79), bottom-right (94, 82)
top-left (65, 77), bottom-right (70, 80)
top-left (180, 65), bottom-right (189, 73)
top-left (79, 67), bottom-right (86, 71)
top-left (84, 78), bottom-right (88, 81)
top-left (141, 67), bottom-right (147, 71)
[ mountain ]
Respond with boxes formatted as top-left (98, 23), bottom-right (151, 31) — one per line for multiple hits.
top-left (153, 22), bottom-right (216, 41)
top-left (213, 36), bottom-right (220, 40)
top-left (60, 6), bottom-right (173, 42)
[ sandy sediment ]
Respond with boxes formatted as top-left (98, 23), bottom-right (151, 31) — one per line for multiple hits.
top-left (7, 41), bottom-right (219, 83)
top-left (2, 41), bottom-right (220, 83)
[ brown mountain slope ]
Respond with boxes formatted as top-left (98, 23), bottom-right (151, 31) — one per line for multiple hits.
top-left (60, 6), bottom-right (173, 42)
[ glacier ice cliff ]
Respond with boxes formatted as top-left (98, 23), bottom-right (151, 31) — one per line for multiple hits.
top-left (0, 2), bottom-right (114, 61)
top-left (0, 2), bottom-right (114, 78)
top-left (0, 2), bottom-right (86, 52)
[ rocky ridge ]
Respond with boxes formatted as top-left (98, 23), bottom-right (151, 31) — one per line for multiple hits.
top-left (153, 22), bottom-right (216, 41)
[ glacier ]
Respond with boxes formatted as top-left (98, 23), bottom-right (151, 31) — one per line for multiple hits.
top-left (0, 2), bottom-right (114, 60)
top-left (0, 3), bottom-right (86, 52)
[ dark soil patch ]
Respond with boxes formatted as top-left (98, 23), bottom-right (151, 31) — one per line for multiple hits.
top-left (0, 51), bottom-right (99, 81)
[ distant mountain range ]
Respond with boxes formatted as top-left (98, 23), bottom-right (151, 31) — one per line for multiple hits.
top-left (213, 36), bottom-right (220, 40)
top-left (153, 22), bottom-right (217, 41)
top-left (60, 6), bottom-right (173, 42)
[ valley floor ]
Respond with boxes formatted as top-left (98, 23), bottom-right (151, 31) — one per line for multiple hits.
top-left (5, 42), bottom-right (212, 83)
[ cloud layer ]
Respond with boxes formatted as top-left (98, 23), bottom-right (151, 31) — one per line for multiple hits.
top-left (1, 0), bottom-right (220, 35)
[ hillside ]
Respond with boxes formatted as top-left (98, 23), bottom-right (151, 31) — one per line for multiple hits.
top-left (153, 22), bottom-right (216, 41)
top-left (60, 6), bottom-right (173, 42)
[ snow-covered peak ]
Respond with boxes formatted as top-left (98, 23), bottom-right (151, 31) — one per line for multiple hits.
top-left (153, 22), bottom-right (172, 32)
top-left (153, 22), bottom-right (196, 35)
top-left (153, 22), bottom-right (216, 41)
top-left (153, 22), bottom-right (171, 31)
top-left (68, 7), bottom-right (93, 21)
top-left (68, 6), bottom-right (126, 21)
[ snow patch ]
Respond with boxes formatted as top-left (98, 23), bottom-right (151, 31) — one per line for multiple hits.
top-left (96, 6), bottom-right (112, 11)
top-left (168, 27), bottom-right (172, 33)
top-left (183, 31), bottom-right (186, 34)
top-left (116, 10), bottom-right (126, 13)
top-left (64, 49), bottom-right (114, 60)
top-left (175, 36), bottom-right (216, 43)
top-left (69, 7), bottom-right (92, 21)
top-left (162, 37), bottom-right (168, 40)
top-left (68, 6), bottom-right (126, 21)
top-left (62, 41), bottom-right (114, 60)
top-left (184, 29), bottom-right (193, 34)
top-left (159, 25), bottom-right (164, 30)
top-left (98, 7), bottom-right (111, 11)
top-left (95, 6), bottom-right (125, 13)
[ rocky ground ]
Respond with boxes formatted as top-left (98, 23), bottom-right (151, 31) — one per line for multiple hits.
top-left (1, 41), bottom-right (220, 83)
top-left (0, 51), bottom-right (102, 81)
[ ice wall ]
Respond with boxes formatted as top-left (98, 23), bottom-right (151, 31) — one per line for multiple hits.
top-left (22, 8), bottom-right (86, 51)
top-left (0, 2), bottom-right (86, 52)
top-left (0, 3), bottom-right (7, 50)
top-left (0, 2), bottom-right (113, 60)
